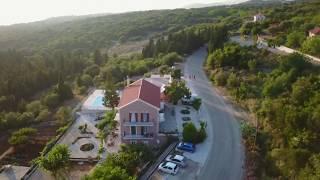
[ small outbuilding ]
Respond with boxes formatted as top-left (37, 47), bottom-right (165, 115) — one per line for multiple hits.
top-left (309, 27), bottom-right (320, 37)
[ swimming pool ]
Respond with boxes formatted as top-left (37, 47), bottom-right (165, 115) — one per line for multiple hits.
top-left (82, 90), bottom-right (109, 111)
top-left (91, 96), bottom-right (105, 108)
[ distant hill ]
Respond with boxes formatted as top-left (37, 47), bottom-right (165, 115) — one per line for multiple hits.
top-left (184, 0), bottom-right (248, 8)
top-left (0, 9), bottom-right (219, 52)
top-left (184, 0), bottom-right (295, 9)
top-left (0, 0), bottom-right (297, 52)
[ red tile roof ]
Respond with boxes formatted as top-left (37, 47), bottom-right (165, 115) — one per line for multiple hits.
top-left (118, 79), bottom-right (160, 109)
top-left (309, 27), bottom-right (320, 35)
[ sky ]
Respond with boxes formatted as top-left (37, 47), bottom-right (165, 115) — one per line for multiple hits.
top-left (0, 0), bottom-right (246, 25)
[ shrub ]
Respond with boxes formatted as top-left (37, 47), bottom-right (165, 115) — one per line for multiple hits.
top-left (183, 122), bottom-right (207, 144)
top-left (196, 121), bottom-right (207, 143)
top-left (227, 73), bottom-right (239, 88)
top-left (240, 121), bottom-right (256, 139)
top-left (215, 71), bottom-right (228, 86)
top-left (192, 98), bottom-right (202, 111)
top-left (26, 100), bottom-right (42, 116)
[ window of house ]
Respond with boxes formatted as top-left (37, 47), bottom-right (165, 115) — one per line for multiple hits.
top-left (131, 141), bottom-right (137, 144)
top-left (129, 112), bottom-right (138, 122)
top-left (141, 113), bottom-right (149, 122)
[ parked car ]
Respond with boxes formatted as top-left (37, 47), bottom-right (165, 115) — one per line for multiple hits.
top-left (166, 154), bottom-right (186, 167)
top-left (176, 142), bottom-right (196, 153)
top-left (182, 94), bottom-right (198, 105)
top-left (182, 117), bottom-right (191, 121)
top-left (95, 116), bottom-right (104, 121)
top-left (158, 161), bottom-right (179, 175)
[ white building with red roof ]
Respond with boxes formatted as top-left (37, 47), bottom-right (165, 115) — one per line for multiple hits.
top-left (253, 13), bottom-right (266, 22)
top-left (117, 79), bottom-right (161, 145)
top-left (309, 27), bottom-right (320, 37)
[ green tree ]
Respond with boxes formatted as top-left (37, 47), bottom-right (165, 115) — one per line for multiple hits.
top-left (9, 127), bottom-right (37, 146)
top-left (161, 52), bottom-right (182, 66)
top-left (299, 154), bottom-right (320, 179)
top-left (104, 82), bottom-right (119, 109)
top-left (196, 121), bottom-right (207, 143)
top-left (85, 164), bottom-right (135, 180)
top-left (94, 49), bottom-right (103, 65)
top-left (26, 100), bottom-right (42, 117)
top-left (227, 73), bottom-right (239, 88)
top-left (36, 109), bottom-right (50, 122)
top-left (171, 69), bottom-right (182, 80)
top-left (301, 37), bottom-right (320, 57)
top-left (291, 77), bottom-right (313, 104)
top-left (55, 106), bottom-right (72, 125)
top-left (164, 81), bottom-right (191, 105)
top-left (55, 82), bottom-right (73, 101)
top-left (159, 65), bottom-right (170, 75)
top-left (84, 64), bottom-right (100, 77)
top-left (43, 93), bottom-right (60, 108)
top-left (286, 31), bottom-right (306, 48)
top-left (80, 74), bottom-right (93, 87)
top-left (18, 112), bottom-right (34, 124)
top-left (248, 60), bottom-right (257, 72)
top-left (215, 71), bottom-right (228, 86)
top-left (35, 144), bottom-right (70, 177)
top-left (183, 122), bottom-right (198, 143)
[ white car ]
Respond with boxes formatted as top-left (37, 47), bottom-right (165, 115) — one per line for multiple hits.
top-left (158, 161), bottom-right (179, 175)
top-left (165, 154), bottom-right (186, 167)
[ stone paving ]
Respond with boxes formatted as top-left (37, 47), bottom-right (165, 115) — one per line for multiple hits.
top-left (58, 112), bottom-right (106, 159)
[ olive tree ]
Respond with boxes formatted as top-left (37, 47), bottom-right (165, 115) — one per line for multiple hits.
top-left (35, 144), bottom-right (70, 177)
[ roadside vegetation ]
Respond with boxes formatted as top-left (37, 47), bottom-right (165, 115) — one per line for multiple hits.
top-left (206, 41), bottom-right (320, 178)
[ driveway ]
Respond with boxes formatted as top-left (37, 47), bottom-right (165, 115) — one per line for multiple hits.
top-left (183, 47), bottom-right (244, 180)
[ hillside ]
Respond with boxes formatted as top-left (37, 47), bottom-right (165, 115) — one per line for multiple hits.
top-left (0, 0), bottom-right (290, 53)
top-left (0, 9), bottom-right (222, 52)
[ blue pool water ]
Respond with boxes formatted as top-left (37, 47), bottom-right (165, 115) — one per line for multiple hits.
top-left (91, 96), bottom-right (105, 107)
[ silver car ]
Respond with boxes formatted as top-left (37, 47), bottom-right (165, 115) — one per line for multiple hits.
top-left (165, 154), bottom-right (186, 167)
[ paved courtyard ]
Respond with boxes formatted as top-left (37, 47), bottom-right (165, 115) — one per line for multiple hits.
top-left (58, 112), bottom-right (107, 159)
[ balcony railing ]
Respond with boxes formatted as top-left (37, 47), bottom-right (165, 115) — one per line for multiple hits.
top-left (122, 119), bottom-right (154, 126)
top-left (123, 133), bottom-right (154, 140)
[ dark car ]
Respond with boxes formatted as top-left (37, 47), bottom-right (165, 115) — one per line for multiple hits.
top-left (176, 142), bottom-right (196, 153)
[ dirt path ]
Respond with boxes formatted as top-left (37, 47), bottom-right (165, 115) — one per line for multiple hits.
top-left (0, 147), bottom-right (14, 161)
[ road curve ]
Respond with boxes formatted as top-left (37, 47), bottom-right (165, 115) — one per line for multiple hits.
top-left (184, 47), bottom-right (244, 180)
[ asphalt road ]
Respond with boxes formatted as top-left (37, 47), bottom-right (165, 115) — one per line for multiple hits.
top-left (183, 47), bottom-right (244, 180)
